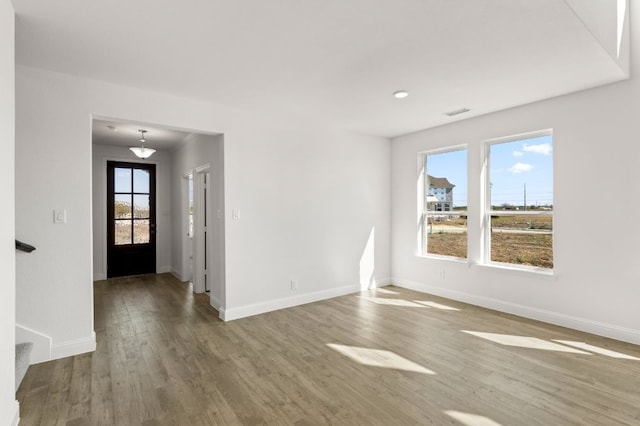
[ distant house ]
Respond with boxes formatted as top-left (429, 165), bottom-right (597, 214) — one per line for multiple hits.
top-left (427, 175), bottom-right (455, 211)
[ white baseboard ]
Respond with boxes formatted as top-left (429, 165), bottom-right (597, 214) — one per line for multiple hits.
top-left (157, 265), bottom-right (172, 274)
top-left (210, 294), bottom-right (222, 311)
top-left (392, 277), bottom-right (640, 346)
top-left (50, 331), bottom-right (96, 361)
top-left (376, 277), bottom-right (392, 287)
top-left (170, 268), bottom-right (186, 282)
top-left (93, 272), bottom-right (106, 281)
top-left (222, 284), bottom-right (362, 321)
top-left (16, 323), bottom-right (51, 364)
top-left (217, 306), bottom-right (227, 321)
top-left (7, 400), bottom-right (19, 426)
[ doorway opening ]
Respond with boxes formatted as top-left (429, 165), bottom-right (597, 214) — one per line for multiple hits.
top-left (92, 117), bottom-right (225, 315)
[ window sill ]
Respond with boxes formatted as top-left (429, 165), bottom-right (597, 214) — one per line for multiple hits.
top-left (416, 253), bottom-right (469, 264)
top-left (470, 262), bottom-right (556, 280)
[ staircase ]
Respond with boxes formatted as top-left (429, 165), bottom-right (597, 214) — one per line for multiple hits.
top-left (14, 241), bottom-right (37, 390)
top-left (15, 342), bottom-right (33, 391)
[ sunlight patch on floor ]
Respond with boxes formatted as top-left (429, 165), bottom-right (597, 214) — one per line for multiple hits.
top-left (327, 343), bottom-right (436, 374)
top-left (462, 331), bottom-right (591, 354)
top-left (358, 296), bottom-right (427, 308)
top-left (414, 300), bottom-right (460, 311)
top-left (358, 295), bottom-right (460, 311)
top-left (374, 288), bottom-right (399, 295)
top-left (553, 340), bottom-right (640, 360)
top-left (445, 410), bottom-right (503, 426)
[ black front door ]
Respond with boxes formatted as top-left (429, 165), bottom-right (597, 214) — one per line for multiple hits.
top-left (107, 161), bottom-right (156, 278)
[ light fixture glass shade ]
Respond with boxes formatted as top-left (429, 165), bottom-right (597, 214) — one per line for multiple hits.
top-left (130, 129), bottom-right (155, 159)
top-left (393, 90), bottom-right (409, 99)
top-left (129, 146), bottom-right (156, 159)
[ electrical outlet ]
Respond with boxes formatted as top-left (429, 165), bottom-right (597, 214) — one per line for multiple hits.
top-left (290, 280), bottom-right (298, 290)
top-left (440, 271), bottom-right (446, 280)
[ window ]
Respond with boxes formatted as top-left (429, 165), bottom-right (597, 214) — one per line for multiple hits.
top-left (484, 130), bottom-right (553, 269)
top-left (187, 174), bottom-right (194, 238)
top-left (113, 166), bottom-right (152, 245)
top-left (420, 147), bottom-right (468, 258)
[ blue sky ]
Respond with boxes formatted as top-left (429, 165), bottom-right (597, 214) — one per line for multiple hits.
top-left (115, 168), bottom-right (150, 194)
top-left (426, 134), bottom-right (553, 207)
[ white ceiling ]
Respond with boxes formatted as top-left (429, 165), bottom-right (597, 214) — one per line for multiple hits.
top-left (13, 0), bottom-right (628, 138)
top-left (92, 119), bottom-right (198, 151)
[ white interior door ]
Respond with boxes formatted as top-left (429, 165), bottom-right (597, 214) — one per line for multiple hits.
top-left (193, 169), bottom-right (211, 293)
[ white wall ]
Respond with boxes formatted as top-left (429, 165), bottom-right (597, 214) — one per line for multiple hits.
top-left (391, 4), bottom-right (640, 344)
top-left (221, 125), bottom-right (391, 320)
top-left (16, 65), bottom-right (391, 350)
top-left (92, 144), bottom-right (173, 280)
top-left (210, 137), bottom-right (225, 310)
top-left (0, 0), bottom-right (18, 423)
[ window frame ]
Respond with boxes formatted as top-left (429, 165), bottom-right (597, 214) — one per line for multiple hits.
top-left (482, 129), bottom-right (554, 272)
top-left (418, 145), bottom-right (468, 260)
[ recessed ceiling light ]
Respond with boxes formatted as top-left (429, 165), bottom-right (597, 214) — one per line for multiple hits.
top-left (106, 125), bottom-right (118, 132)
top-left (444, 107), bottom-right (470, 116)
top-left (393, 90), bottom-right (409, 99)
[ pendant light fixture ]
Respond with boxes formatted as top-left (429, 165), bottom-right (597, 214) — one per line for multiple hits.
top-left (130, 129), bottom-right (156, 159)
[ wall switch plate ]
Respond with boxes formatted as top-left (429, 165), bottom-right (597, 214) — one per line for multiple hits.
top-left (54, 209), bottom-right (67, 224)
top-left (290, 280), bottom-right (298, 290)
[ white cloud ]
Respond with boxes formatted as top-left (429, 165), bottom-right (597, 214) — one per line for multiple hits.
top-left (509, 162), bottom-right (534, 174)
top-left (523, 143), bottom-right (552, 156)
top-left (513, 151), bottom-right (523, 157)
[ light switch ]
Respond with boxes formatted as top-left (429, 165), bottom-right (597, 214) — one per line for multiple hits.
top-left (232, 209), bottom-right (240, 220)
top-left (54, 209), bottom-right (67, 224)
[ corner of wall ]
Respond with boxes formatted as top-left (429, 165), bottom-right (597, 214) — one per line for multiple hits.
top-left (170, 269), bottom-right (186, 282)
top-left (7, 400), bottom-right (19, 426)
top-left (157, 265), bottom-right (172, 274)
top-left (50, 331), bottom-right (96, 361)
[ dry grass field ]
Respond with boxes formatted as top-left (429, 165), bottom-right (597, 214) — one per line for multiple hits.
top-left (426, 215), bottom-right (553, 268)
top-left (115, 220), bottom-right (150, 245)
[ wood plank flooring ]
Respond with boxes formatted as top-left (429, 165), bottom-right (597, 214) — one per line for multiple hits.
top-left (17, 273), bottom-right (640, 425)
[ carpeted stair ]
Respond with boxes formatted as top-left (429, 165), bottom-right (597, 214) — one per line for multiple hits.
top-left (15, 342), bottom-right (33, 391)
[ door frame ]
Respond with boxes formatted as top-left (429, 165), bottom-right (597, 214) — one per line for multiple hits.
top-left (192, 164), bottom-right (211, 293)
top-left (100, 156), bottom-right (160, 279)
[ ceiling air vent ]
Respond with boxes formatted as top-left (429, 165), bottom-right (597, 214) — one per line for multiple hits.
top-left (444, 107), bottom-right (470, 117)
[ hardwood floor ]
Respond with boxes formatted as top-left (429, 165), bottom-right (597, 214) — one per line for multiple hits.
top-left (17, 274), bottom-right (640, 425)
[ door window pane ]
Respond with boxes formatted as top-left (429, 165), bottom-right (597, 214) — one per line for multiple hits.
top-left (115, 220), bottom-right (132, 245)
top-left (114, 194), bottom-right (132, 219)
top-left (115, 168), bottom-right (131, 192)
top-left (133, 195), bottom-right (150, 218)
top-left (134, 169), bottom-right (150, 193)
top-left (133, 219), bottom-right (150, 244)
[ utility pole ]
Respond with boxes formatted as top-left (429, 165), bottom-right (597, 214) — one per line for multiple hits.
top-left (490, 182), bottom-right (493, 209)
top-left (523, 183), bottom-right (527, 211)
